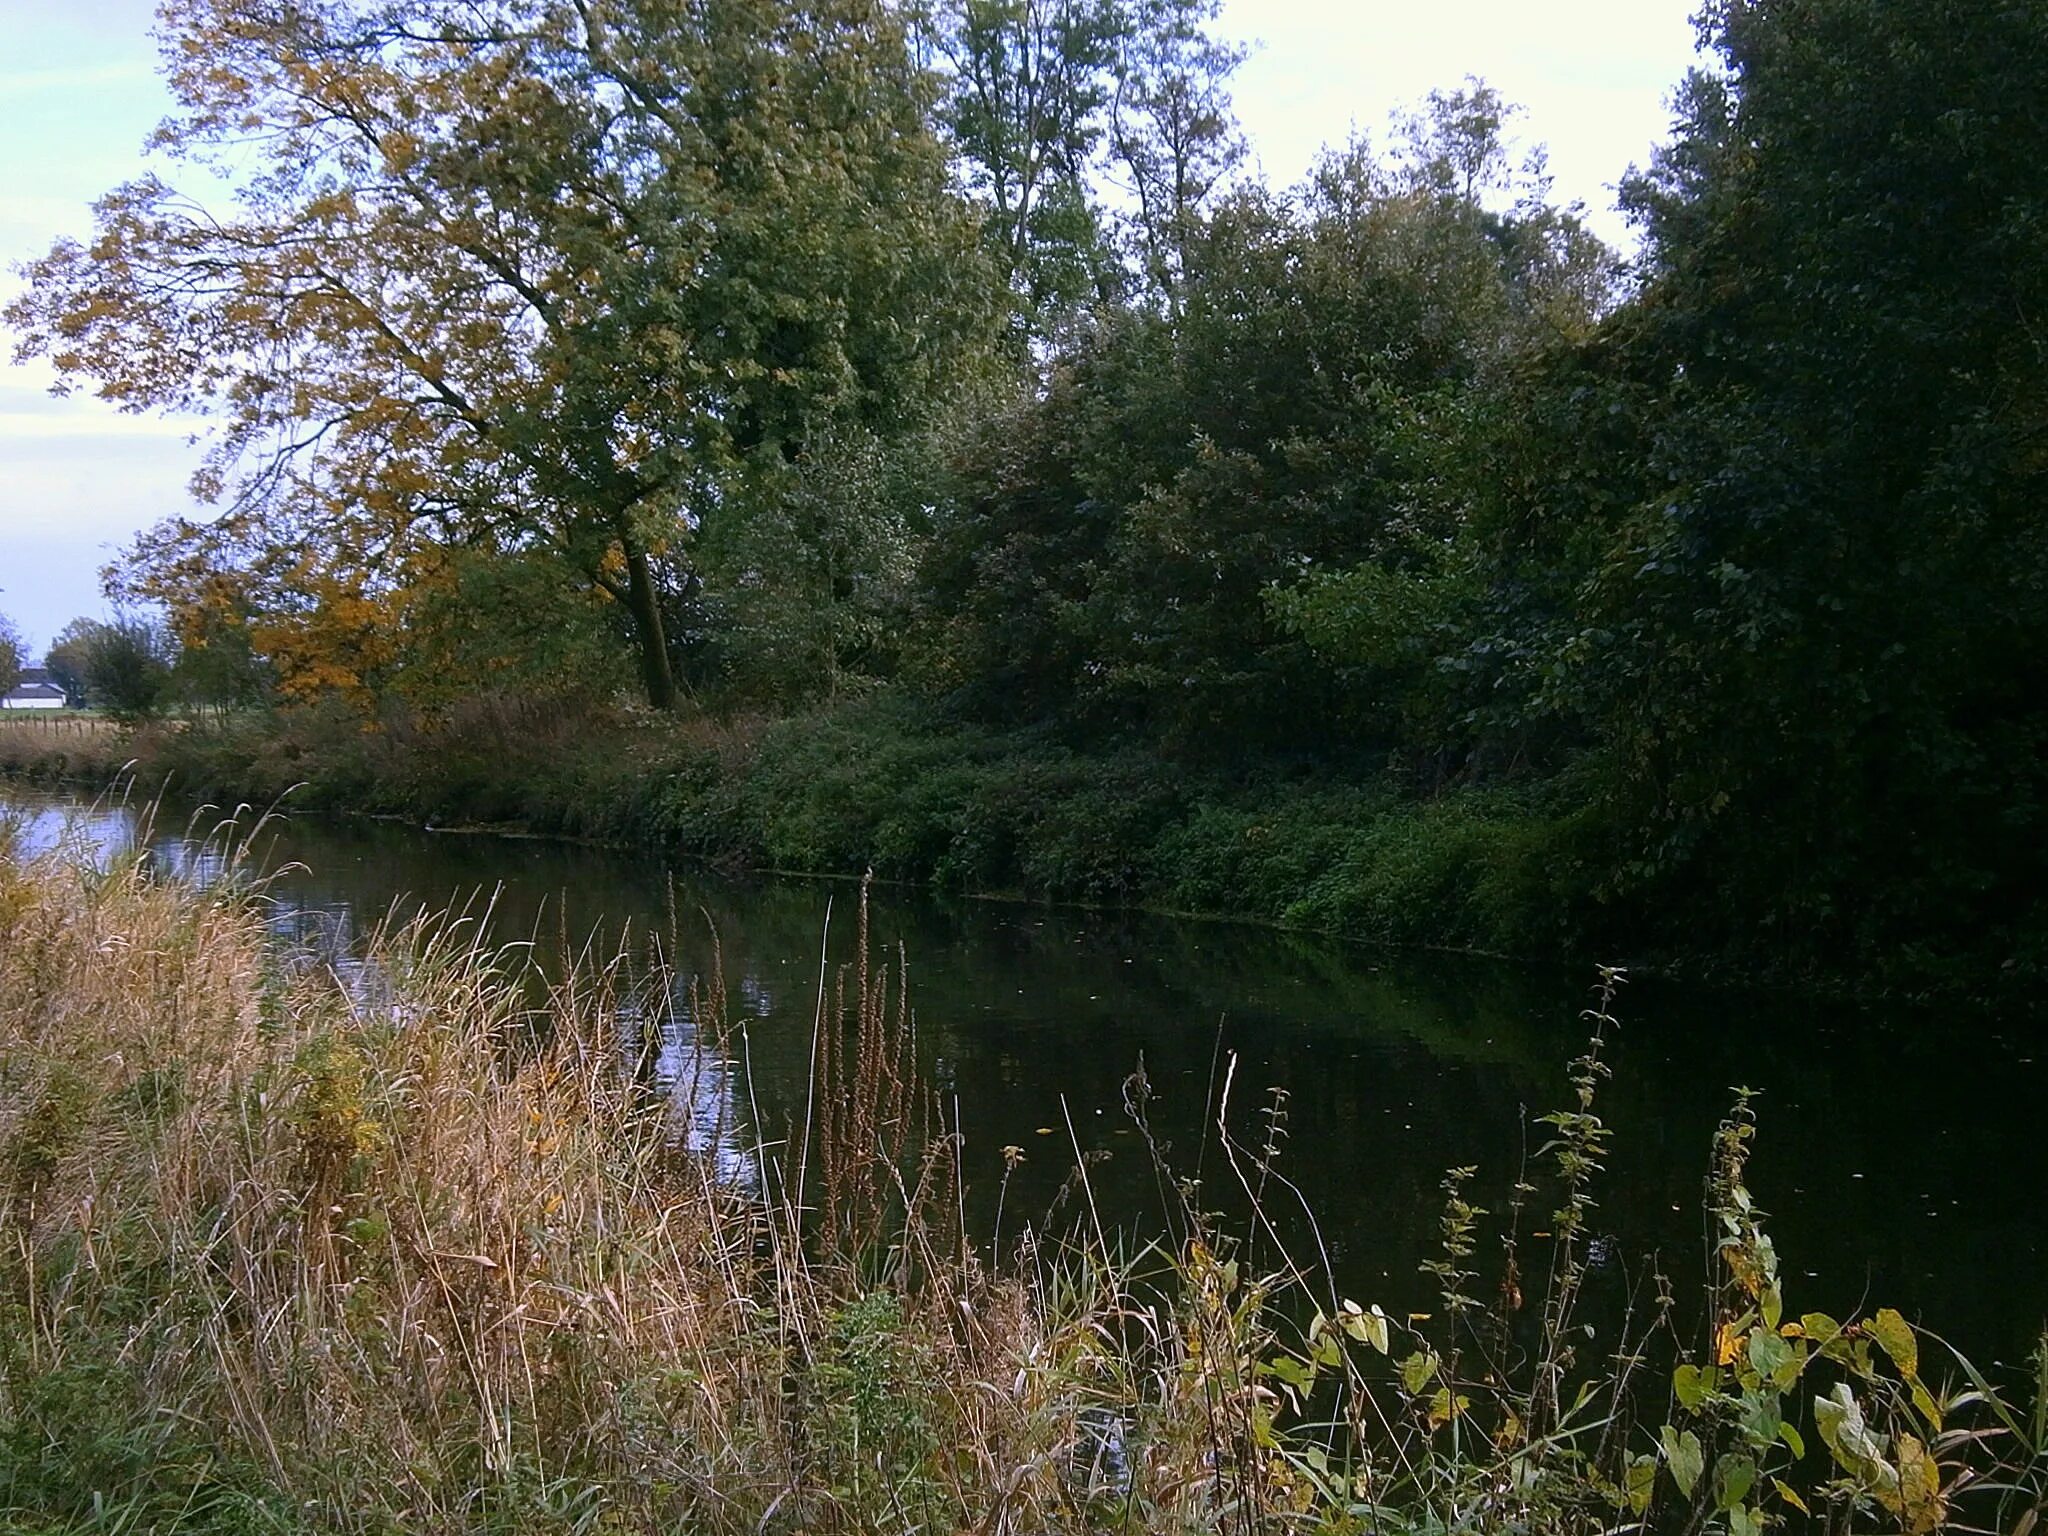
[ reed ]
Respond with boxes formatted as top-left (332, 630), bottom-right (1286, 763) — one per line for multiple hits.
top-left (0, 816), bottom-right (2041, 1534)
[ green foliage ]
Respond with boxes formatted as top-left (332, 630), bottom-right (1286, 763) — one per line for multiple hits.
top-left (922, 0), bottom-right (1124, 338)
top-left (0, 1332), bottom-right (292, 1535)
top-left (0, 612), bottom-right (22, 699)
top-left (697, 422), bottom-right (948, 706)
top-left (68, 616), bottom-right (178, 722)
top-left (805, 1292), bottom-right (949, 1530)
top-left (1545, 0), bottom-right (2048, 968)
top-left (13, 0), bottom-right (1000, 712)
top-left (917, 123), bottom-right (1611, 753)
top-left (3, 1063), bottom-right (93, 1216)
top-left (394, 548), bottom-right (633, 713)
top-left (11, 0), bottom-right (2045, 990)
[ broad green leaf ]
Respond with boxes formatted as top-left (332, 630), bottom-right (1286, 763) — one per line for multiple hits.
top-left (1661, 1424), bottom-right (1704, 1499)
top-left (1815, 1383), bottom-right (1902, 1501)
top-left (1714, 1451), bottom-right (1757, 1512)
top-left (1625, 1453), bottom-right (1657, 1515)
top-left (1738, 1391), bottom-right (1784, 1450)
top-left (1800, 1311), bottom-right (1842, 1337)
top-left (1674, 1362), bottom-right (1711, 1410)
top-left (1400, 1349), bottom-right (1438, 1395)
top-left (1813, 1383), bottom-right (1851, 1466)
top-left (1777, 1419), bottom-right (1805, 1460)
top-left (1262, 1353), bottom-right (1312, 1391)
top-left (1748, 1326), bottom-right (1793, 1384)
top-left (1802, 1311), bottom-right (1848, 1360)
top-left (1339, 1300), bottom-right (1390, 1354)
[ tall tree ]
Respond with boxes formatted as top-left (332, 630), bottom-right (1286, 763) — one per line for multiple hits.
top-left (917, 0), bottom-right (1123, 339)
top-left (9, 0), bottom-right (993, 711)
top-left (920, 115), bottom-right (1615, 750)
top-left (1106, 0), bottom-right (1245, 309)
top-left (1554, 0), bottom-right (2048, 959)
top-left (43, 621), bottom-right (95, 707)
top-left (69, 616), bottom-right (178, 722)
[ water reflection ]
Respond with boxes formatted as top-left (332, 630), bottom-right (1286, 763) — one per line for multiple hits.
top-left (5, 790), bottom-right (2045, 1365)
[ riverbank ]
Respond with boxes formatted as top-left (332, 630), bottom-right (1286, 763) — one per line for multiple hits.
top-left (0, 696), bottom-right (1631, 959)
top-left (1, 694), bottom-right (2036, 1000)
top-left (4, 813), bottom-right (2041, 1534)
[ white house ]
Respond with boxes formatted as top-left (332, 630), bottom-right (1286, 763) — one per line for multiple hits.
top-left (2, 668), bottom-right (68, 710)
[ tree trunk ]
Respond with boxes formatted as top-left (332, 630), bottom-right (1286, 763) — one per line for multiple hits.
top-left (620, 536), bottom-right (680, 711)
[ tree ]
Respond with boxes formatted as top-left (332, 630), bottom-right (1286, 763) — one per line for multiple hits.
top-left (62, 617), bottom-right (178, 721)
top-left (43, 620), bottom-right (96, 707)
top-left (1531, 0), bottom-right (2048, 961)
top-left (9, 0), bottom-right (994, 712)
top-left (917, 0), bottom-right (1124, 340)
top-left (0, 611), bottom-right (22, 699)
top-left (1106, 0), bottom-right (1245, 310)
top-left (918, 101), bottom-right (1616, 753)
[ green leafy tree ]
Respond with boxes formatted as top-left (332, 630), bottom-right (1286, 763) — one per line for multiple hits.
top-left (43, 620), bottom-right (97, 708)
top-left (918, 0), bottom-right (1124, 339)
top-left (391, 547), bottom-right (633, 713)
top-left (920, 107), bottom-right (1613, 753)
top-left (76, 617), bottom-right (178, 722)
top-left (9, 0), bottom-right (994, 712)
top-left (700, 421), bottom-right (955, 704)
top-left (1105, 0), bottom-right (1246, 310)
top-left (0, 611), bottom-right (22, 699)
top-left (170, 603), bottom-right (271, 720)
top-left (1544, 0), bottom-right (2048, 961)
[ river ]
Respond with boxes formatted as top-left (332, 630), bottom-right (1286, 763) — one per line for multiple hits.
top-left (7, 787), bottom-right (2044, 1368)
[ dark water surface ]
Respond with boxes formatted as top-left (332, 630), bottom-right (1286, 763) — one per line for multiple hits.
top-left (8, 789), bottom-right (2044, 1367)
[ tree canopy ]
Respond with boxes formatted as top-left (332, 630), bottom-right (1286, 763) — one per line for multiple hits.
top-left (10, 0), bottom-right (2046, 981)
top-left (9, 0), bottom-right (997, 709)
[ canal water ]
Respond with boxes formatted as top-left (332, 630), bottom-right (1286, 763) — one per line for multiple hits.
top-left (7, 788), bottom-right (2044, 1368)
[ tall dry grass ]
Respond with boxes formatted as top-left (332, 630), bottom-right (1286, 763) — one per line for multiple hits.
top-left (0, 819), bottom-right (1209, 1534)
top-left (1, 815), bottom-right (2042, 1535)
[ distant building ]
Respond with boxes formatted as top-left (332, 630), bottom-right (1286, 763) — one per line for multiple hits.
top-left (2, 667), bottom-right (69, 710)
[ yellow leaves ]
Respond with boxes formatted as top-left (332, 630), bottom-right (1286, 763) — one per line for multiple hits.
top-left (1424, 1387), bottom-right (1469, 1429)
top-left (1894, 1433), bottom-right (1946, 1535)
top-left (247, 558), bottom-right (406, 713)
top-left (303, 190), bottom-right (362, 224)
top-left (1716, 1318), bottom-right (1746, 1366)
top-left (381, 129), bottom-right (422, 174)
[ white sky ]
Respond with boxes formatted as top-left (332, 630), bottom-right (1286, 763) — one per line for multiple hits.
top-left (0, 0), bottom-right (1705, 652)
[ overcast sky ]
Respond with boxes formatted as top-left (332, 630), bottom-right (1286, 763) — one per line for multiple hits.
top-left (0, 0), bottom-right (1706, 652)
